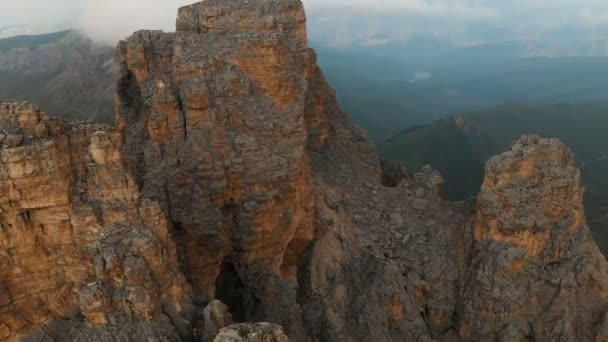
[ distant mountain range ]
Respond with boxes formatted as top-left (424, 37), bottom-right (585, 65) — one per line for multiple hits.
top-left (314, 43), bottom-right (608, 141)
top-left (0, 30), bottom-right (114, 123)
top-left (0, 23), bottom-right (72, 39)
top-left (307, 17), bottom-right (608, 58)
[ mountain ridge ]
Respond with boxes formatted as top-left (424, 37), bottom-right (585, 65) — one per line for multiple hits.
top-left (0, 30), bottom-right (114, 123)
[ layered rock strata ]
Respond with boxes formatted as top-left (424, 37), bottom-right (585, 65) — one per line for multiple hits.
top-left (1, 0), bottom-right (608, 341)
top-left (114, 0), bottom-right (326, 335)
top-left (0, 101), bottom-right (191, 341)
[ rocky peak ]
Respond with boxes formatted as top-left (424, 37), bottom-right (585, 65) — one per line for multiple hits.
top-left (460, 136), bottom-right (608, 340)
top-left (176, 0), bottom-right (306, 38)
top-left (1, 1), bottom-right (608, 342)
top-left (114, 0), bottom-right (333, 337)
top-left (475, 135), bottom-right (585, 256)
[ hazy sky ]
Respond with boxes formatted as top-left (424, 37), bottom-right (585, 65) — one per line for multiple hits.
top-left (1, 0), bottom-right (608, 45)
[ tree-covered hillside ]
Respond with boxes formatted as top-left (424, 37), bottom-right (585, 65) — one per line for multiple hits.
top-left (314, 43), bottom-right (608, 142)
top-left (380, 104), bottom-right (608, 251)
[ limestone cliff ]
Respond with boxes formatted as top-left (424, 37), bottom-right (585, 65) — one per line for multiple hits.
top-left (114, 0), bottom-right (326, 335)
top-left (0, 101), bottom-right (191, 341)
top-left (1, 1), bottom-right (607, 341)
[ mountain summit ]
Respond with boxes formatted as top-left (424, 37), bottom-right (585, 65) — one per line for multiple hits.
top-left (1, 1), bottom-right (607, 341)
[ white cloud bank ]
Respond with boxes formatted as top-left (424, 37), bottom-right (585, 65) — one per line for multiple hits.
top-left (77, 0), bottom-right (201, 44)
top-left (75, 0), bottom-right (500, 44)
top-left (304, 0), bottom-right (498, 18)
top-left (2, 0), bottom-right (608, 44)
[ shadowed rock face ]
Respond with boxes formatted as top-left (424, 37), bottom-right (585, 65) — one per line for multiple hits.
top-left (1, 1), bottom-right (608, 342)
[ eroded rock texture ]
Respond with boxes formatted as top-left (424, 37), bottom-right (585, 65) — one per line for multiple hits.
top-left (214, 323), bottom-right (288, 342)
top-left (0, 101), bottom-right (192, 341)
top-left (114, 0), bottom-right (323, 336)
top-left (459, 136), bottom-right (608, 341)
top-left (1, 0), bottom-right (608, 341)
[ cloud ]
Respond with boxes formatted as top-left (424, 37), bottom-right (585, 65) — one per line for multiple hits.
top-left (580, 9), bottom-right (608, 27)
top-left (0, 0), bottom-right (80, 27)
top-left (5, 0), bottom-right (608, 46)
top-left (302, 0), bottom-right (498, 18)
top-left (1, 0), bottom-right (499, 45)
top-left (77, 0), bottom-right (200, 45)
top-left (74, 0), bottom-right (497, 45)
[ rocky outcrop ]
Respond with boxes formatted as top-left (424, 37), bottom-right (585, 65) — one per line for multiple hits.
top-left (203, 300), bottom-right (233, 342)
top-left (459, 136), bottom-right (608, 340)
top-left (0, 101), bottom-right (192, 341)
top-left (1, 1), bottom-right (608, 342)
top-left (114, 0), bottom-right (327, 336)
top-left (214, 323), bottom-right (288, 342)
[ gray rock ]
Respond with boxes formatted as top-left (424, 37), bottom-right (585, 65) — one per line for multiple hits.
top-left (203, 300), bottom-right (233, 342)
top-left (429, 174), bottom-right (444, 187)
top-left (415, 188), bottom-right (425, 198)
top-left (324, 192), bottom-right (341, 209)
top-left (214, 323), bottom-right (288, 342)
top-left (390, 213), bottom-right (404, 227)
top-left (4, 133), bottom-right (23, 147)
top-left (412, 199), bottom-right (429, 211)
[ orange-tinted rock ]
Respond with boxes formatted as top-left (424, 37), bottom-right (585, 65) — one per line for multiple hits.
top-left (0, 101), bottom-right (191, 341)
top-left (114, 0), bottom-right (324, 335)
top-left (459, 136), bottom-right (608, 341)
top-left (3, 1), bottom-right (608, 341)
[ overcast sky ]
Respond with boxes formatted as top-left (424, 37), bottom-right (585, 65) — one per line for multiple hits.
top-left (1, 0), bottom-right (608, 45)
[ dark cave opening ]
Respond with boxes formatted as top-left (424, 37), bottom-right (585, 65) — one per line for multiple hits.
top-left (214, 259), bottom-right (249, 323)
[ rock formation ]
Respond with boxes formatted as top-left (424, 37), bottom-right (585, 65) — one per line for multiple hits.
top-left (214, 323), bottom-right (287, 342)
top-left (203, 300), bottom-right (233, 342)
top-left (459, 136), bottom-right (608, 340)
top-left (113, 0), bottom-right (328, 336)
top-left (1, 1), bottom-right (607, 341)
top-left (0, 101), bottom-right (191, 341)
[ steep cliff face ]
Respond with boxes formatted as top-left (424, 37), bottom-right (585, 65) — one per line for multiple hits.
top-left (114, 0), bottom-right (326, 334)
top-left (1, 1), bottom-right (608, 341)
top-left (0, 102), bottom-right (191, 341)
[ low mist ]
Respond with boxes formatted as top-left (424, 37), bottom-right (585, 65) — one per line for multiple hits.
top-left (76, 0), bottom-right (198, 45)
top-left (4, 0), bottom-right (608, 47)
